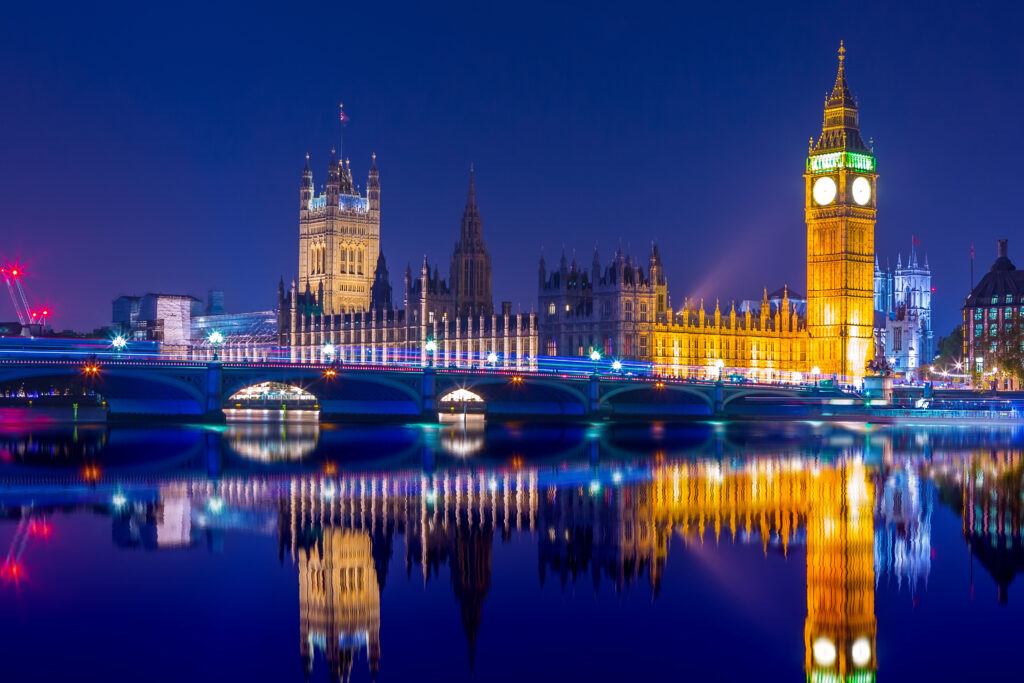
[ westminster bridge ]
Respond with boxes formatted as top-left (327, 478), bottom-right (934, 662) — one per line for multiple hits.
top-left (0, 357), bottom-right (849, 421)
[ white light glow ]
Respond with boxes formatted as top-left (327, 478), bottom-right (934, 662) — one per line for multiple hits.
top-left (487, 351), bottom-right (498, 364)
top-left (852, 176), bottom-right (871, 205)
top-left (851, 637), bottom-right (871, 667)
top-left (813, 176), bottom-right (837, 205)
top-left (812, 637), bottom-right (837, 667)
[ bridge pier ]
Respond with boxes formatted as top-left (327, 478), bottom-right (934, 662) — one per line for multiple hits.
top-left (419, 368), bottom-right (438, 422)
top-left (203, 362), bottom-right (226, 423)
top-left (713, 379), bottom-right (724, 415)
top-left (587, 374), bottom-right (601, 416)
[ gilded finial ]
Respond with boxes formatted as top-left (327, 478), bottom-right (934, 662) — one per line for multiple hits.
top-left (305, 152), bottom-right (310, 161)
top-left (372, 152), bottom-right (376, 161)
top-left (838, 40), bottom-right (846, 65)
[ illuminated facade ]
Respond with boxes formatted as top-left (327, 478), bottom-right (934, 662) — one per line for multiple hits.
top-left (285, 166), bottom-right (538, 366)
top-left (873, 245), bottom-right (934, 376)
top-left (962, 238), bottom-right (1024, 373)
top-left (805, 43), bottom-right (877, 380)
top-left (537, 245), bottom-right (667, 359)
top-left (651, 287), bottom-right (809, 380)
top-left (298, 147), bottom-right (381, 315)
top-left (606, 45), bottom-right (877, 382)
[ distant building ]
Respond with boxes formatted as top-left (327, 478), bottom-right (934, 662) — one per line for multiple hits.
top-left (115, 293), bottom-right (202, 347)
top-left (962, 239), bottom-right (1024, 372)
top-left (536, 245), bottom-right (667, 359)
top-left (873, 244), bottom-right (933, 377)
top-left (205, 289), bottom-right (225, 315)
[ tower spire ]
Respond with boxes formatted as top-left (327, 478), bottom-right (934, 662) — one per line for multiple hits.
top-left (812, 41), bottom-right (867, 153)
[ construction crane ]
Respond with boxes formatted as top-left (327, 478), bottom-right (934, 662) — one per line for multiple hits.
top-left (1, 260), bottom-right (50, 328)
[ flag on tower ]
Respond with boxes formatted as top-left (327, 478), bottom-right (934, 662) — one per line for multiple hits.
top-left (339, 103), bottom-right (348, 123)
top-left (912, 235), bottom-right (920, 246)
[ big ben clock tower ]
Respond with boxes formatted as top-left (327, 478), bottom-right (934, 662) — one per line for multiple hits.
top-left (805, 42), bottom-right (877, 381)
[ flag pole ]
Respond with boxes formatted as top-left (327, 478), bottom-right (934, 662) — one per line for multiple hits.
top-left (339, 102), bottom-right (345, 161)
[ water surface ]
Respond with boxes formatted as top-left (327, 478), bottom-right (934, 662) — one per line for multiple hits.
top-left (1, 420), bottom-right (1021, 681)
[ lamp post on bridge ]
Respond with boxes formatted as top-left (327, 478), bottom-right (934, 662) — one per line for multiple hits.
top-left (322, 343), bottom-right (335, 364)
top-left (424, 338), bottom-right (437, 368)
top-left (208, 331), bottom-right (224, 361)
top-left (589, 349), bottom-right (601, 375)
top-left (111, 334), bottom-right (127, 358)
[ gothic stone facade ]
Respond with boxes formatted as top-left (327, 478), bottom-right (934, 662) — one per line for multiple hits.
top-left (298, 151), bottom-right (381, 315)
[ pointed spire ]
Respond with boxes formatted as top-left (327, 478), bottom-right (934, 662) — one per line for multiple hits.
top-left (812, 42), bottom-right (868, 153)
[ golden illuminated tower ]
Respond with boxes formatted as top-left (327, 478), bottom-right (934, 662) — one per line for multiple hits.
top-left (298, 145), bottom-right (381, 315)
top-left (804, 460), bottom-right (877, 682)
top-left (805, 43), bottom-right (877, 380)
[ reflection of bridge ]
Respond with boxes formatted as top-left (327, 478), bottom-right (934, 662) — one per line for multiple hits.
top-left (8, 443), bottom-right (1024, 678)
top-left (0, 358), bottom-right (844, 421)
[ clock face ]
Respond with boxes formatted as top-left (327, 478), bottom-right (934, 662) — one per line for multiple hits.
top-left (812, 176), bottom-right (837, 205)
top-left (852, 176), bottom-right (872, 205)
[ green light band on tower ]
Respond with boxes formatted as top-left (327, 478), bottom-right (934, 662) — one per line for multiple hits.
top-left (807, 151), bottom-right (876, 173)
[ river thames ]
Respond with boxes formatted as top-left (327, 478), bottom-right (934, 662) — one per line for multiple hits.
top-left (1, 418), bottom-right (1021, 681)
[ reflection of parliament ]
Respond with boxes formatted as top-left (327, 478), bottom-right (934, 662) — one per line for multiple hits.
top-left (280, 45), bottom-right (929, 380)
top-left (130, 448), bottom-right (981, 682)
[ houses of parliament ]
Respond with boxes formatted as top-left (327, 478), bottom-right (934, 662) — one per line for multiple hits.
top-left (283, 44), bottom-right (890, 381)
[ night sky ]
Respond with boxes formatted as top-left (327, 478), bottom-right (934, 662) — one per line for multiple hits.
top-left (1, 1), bottom-right (1021, 336)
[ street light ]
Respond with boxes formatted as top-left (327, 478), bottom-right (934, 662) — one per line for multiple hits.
top-left (714, 358), bottom-right (725, 381)
top-left (612, 360), bottom-right (623, 372)
top-left (486, 351), bottom-right (498, 366)
top-left (208, 330), bottom-right (224, 360)
top-left (111, 334), bottom-right (127, 353)
top-left (425, 339), bottom-right (437, 353)
top-left (322, 343), bottom-right (335, 362)
top-left (589, 349), bottom-right (601, 374)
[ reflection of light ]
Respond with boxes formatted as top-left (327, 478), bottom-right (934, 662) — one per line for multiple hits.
top-left (424, 489), bottom-right (438, 504)
top-left (612, 471), bottom-right (623, 484)
top-left (589, 480), bottom-right (601, 495)
top-left (112, 493), bottom-right (127, 508)
top-left (488, 477), bottom-right (498, 491)
top-left (208, 497), bottom-right (225, 514)
top-left (812, 637), bottom-right (837, 666)
top-left (851, 637), bottom-right (871, 667)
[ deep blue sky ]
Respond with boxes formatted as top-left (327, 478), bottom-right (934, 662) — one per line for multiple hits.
top-left (1, 0), bottom-right (1021, 335)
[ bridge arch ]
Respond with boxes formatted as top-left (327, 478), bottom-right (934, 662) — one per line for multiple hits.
top-left (720, 387), bottom-right (803, 409)
top-left (438, 375), bottom-right (589, 416)
top-left (599, 383), bottom-right (714, 412)
top-left (0, 365), bottom-right (207, 415)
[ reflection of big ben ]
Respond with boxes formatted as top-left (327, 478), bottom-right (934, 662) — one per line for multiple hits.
top-left (805, 43), bottom-right (877, 380)
top-left (804, 461), bottom-right (877, 681)
top-left (299, 529), bottom-right (381, 680)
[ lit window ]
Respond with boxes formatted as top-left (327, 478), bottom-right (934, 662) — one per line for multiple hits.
top-left (564, 304), bottom-right (571, 312)
top-left (992, 296), bottom-right (1000, 304)
top-left (1007, 294), bottom-right (1014, 304)
top-left (547, 302), bottom-right (556, 315)
top-left (990, 308), bottom-right (999, 320)
top-left (974, 310), bottom-right (983, 321)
